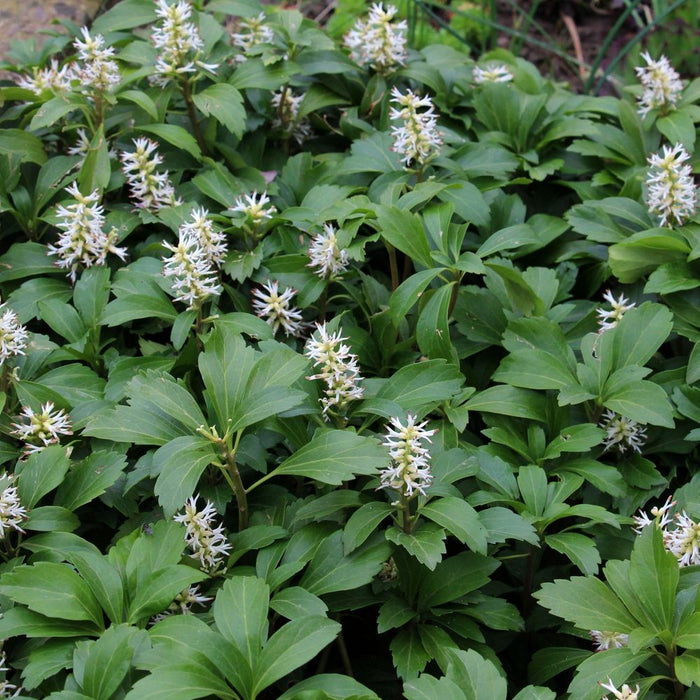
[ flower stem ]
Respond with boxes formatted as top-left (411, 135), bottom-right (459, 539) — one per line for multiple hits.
top-left (400, 493), bottom-right (413, 534)
top-left (220, 431), bottom-right (247, 531)
top-left (386, 243), bottom-right (399, 291)
top-left (182, 80), bottom-right (207, 156)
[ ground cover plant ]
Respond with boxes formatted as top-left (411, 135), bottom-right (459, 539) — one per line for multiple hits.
top-left (0, 0), bottom-right (698, 697)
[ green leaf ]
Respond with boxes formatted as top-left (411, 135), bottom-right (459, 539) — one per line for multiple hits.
top-left (18, 445), bottom-right (70, 509)
top-left (543, 424), bottom-right (604, 460)
top-left (153, 436), bottom-right (218, 517)
top-left (478, 507), bottom-right (540, 546)
top-left (273, 430), bottom-right (387, 485)
top-left (82, 624), bottom-right (137, 700)
top-left (0, 562), bottom-right (103, 627)
top-left (657, 109), bottom-right (696, 149)
top-left (68, 551), bottom-right (125, 625)
top-left (0, 606), bottom-right (98, 639)
top-left (84, 370), bottom-right (207, 446)
top-left (295, 491), bottom-right (362, 522)
top-left (340, 132), bottom-right (402, 175)
top-left (677, 613), bottom-right (700, 649)
top-left (125, 663), bottom-right (236, 700)
top-left (464, 385), bottom-right (546, 422)
top-left (54, 451), bottom-right (127, 511)
top-left (21, 639), bottom-right (74, 690)
top-left (545, 533), bottom-right (601, 575)
top-left (0, 242), bottom-right (62, 283)
top-left (444, 648), bottom-right (507, 700)
top-left (534, 576), bottom-right (638, 632)
top-left (253, 617), bottom-right (341, 695)
top-left (611, 303), bottom-right (674, 369)
top-left (416, 283), bottom-right (458, 363)
top-left (270, 587), bottom-right (328, 620)
top-left (118, 89), bottom-right (159, 120)
top-left (417, 552), bottom-right (500, 610)
top-left (0, 129), bottom-right (46, 165)
top-left (375, 359), bottom-right (465, 411)
top-left (127, 565), bottom-right (208, 625)
top-left (375, 205), bottom-right (433, 269)
top-left (420, 497), bottom-right (487, 554)
top-left (675, 650), bottom-right (700, 686)
top-left (390, 626), bottom-right (431, 679)
top-left (23, 506), bottom-right (79, 532)
top-left (138, 124), bottom-right (201, 160)
top-left (38, 299), bottom-right (87, 343)
top-left (517, 465), bottom-right (549, 517)
top-left (91, 0), bottom-right (156, 31)
top-left (213, 576), bottom-right (269, 671)
top-left (299, 531), bottom-right (391, 595)
top-left (385, 522), bottom-right (446, 570)
top-left (389, 268), bottom-right (446, 327)
top-left (343, 502), bottom-right (393, 554)
top-left (377, 596), bottom-right (418, 633)
top-left (566, 647), bottom-right (652, 700)
top-left (628, 525), bottom-right (678, 633)
top-left (403, 674), bottom-right (466, 700)
top-left (528, 646), bottom-right (592, 684)
top-left (603, 378), bottom-right (674, 428)
top-left (193, 83), bottom-right (245, 138)
top-left (78, 125), bottom-right (111, 192)
top-left (276, 673), bottom-right (380, 700)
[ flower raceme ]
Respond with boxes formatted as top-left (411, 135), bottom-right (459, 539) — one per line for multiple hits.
top-left (344, 2), bottom-right (407, 74)
top-left (162, 208), bottom-right (225, 308)
top-left (307, 224), bottom-right (349, 279)
top-left (49, 183), bottom-right (127, 282)
top-left (229, 191), bottom-right (277, 225)
top-left (11, 402), bottom-right (73, 456)
top-left (389, 87), bottom-right (442, 168)
top-left (0, 476), bottom-right (27, 540)
top-left (596, 289), bottom-right (635, 332)
top-left (120, 137), bottom-right (180, 211)
top-left (231, 12), bottom-right (274, 62)
top-left (635, 52), bottom-right (683, 118)
top-left (305, 323), bottom-right (364, 420)
top-left (150, 0), bottom-right (218, 86)
top-left (599, 678), bottom-right (640, 700)
top-left (174, 495), bottom-right (232, 574)
top-left (598, 409), bottom-right (647, 454)
top-left (473, 63), bottom-right (514, 84)
top-left (379, 414), bottom-right (436, 500)
top-left (73, 27), bottom-right (121, 96)
top-left (251, 280), bottom-right (305, 337)
top-left (633, 496), bottom-right (700, 567)
top-left (0, 302), bottom-right (28, 367)
top-left (645, 143), bottom-right (697, 227)
top-left (589, 630), bottom-right (629, 652)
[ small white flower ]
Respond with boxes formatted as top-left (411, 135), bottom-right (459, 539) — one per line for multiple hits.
top-left (646, 143), bottom-right (697, 227)
top-left (0, 302), bottom-right (28, 366)
top-left (271, 89), bottom-right (312, 145)
top-left (590, 630), bottom-right (629, 651)
top-left (231, 12), bottom-right (274, 61)
top-left (0, 476), bottom-right (27, 539)
top-left (343, 3), bottom-right (407, 74)
top-left (473, 64), bottom-right (514, 84)
top-left (305, 323), bottom-right (364, 419)
top-left (664, 511), bottom-right (700, 567)
top-left (307, 224), bottom-right (349, 279)
top-left (11, 402), bottom-right (73, 455)
top-left (229, 191), bottom-right (277, 225)
top-left (16, 59), bottom-right (74, 94)
top-left (150, 0), bottom-right (217, 86)
top-left (48, 183), bottom-right (127, 282)
top-left (120, 137), bottom-right (180, 211)
top-left (389, 87), bottom-right (442, 168)
top-left (635, 52), bottom-right (683, 118)
top-left (174, 495), bottom-right (232, 574)
top-left (73, 27), bottom-right (121, 95)
top-left (251, 280), bottom-right (305, 337)
top-left (632, 495), bottom-right (675, 534)
top-left (152, 584), bottom-right (212, 623)
top-left (379, 413), bottom-right (436, 499)
top-left (599, 677), bottom-right (640, 700)
top-left (596, 290), bottom-right (635, 332)
top-left (599, 409), bottom-right (646, 454)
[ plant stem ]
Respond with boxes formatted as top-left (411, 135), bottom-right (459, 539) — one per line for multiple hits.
top-left (182, 80), bottom-right (207, 156)
top-left (387, 243), bottom-right (400, 291)
top-left (220, 431), bottom-right (247, 530)
top-left (400, 493), bottom-right (413, 534)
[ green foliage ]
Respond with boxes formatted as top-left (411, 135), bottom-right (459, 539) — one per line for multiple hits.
top-left (0, 0), bottom-right (698, 697)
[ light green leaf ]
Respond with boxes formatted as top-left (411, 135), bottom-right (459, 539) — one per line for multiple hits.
top-left (277, 673), bottom-right (380, 700)
top-left (375, 205), bottom-right (433, 269)
top-left (81, 624), bottom-right (137, 700)
top-left (611, 303), bottom-right (674, 369)
top-left (603, 378), bottom-right (674, 428)
top-left (138, 124), bottom-right (201, 160)
top-left (54, 451), bottom-right (127, 511)
top-left (534, 576), bottom-right (638, 632)
top-left (479, 507), bottom-right (540, 546)
top-left (464, 385), bottom-right (546, 421)
top-left (273, 430), bottom-right (387, 485)
top-left (270, 587), bottom-right (328, 621)
top-left (0, 562), bottom-right (103, 627)
top-left (253, 617), bottom-right (341, 695)
top-left (193, 83), bottom-right (245, 138)
top-left (68, 551), bottom-right (125, 625)
top-left (343, 502), bottom-right (393, 554)
top-left (385, 522), bottom-right (446, 570)
top-left (675, 650), bottom-right (700, 686)
top-left (420, 497), bottom-right (487, 554)
top-left (444, 648), bottom-right (507, 700)
top-left (545, 533), bottom-right (601, 575)
top-left (517, 465), bottom-right (548, 517)
top-left (17, 445), bottom-right (70, 509)
top-left (124, 663), bottom-right (236, 700)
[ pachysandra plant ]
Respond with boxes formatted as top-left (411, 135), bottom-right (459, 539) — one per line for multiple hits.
top-left (0, 0), bottom-right (699, 696)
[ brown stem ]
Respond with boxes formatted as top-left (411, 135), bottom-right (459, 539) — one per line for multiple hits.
top-left (387, 243), bottom-right (400, 291)
top-left (221, 444), bottom-right (248, 531)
